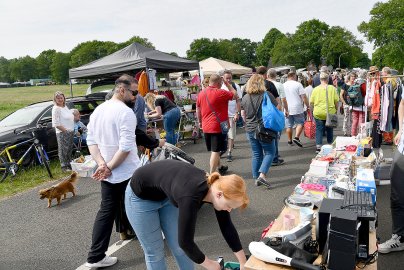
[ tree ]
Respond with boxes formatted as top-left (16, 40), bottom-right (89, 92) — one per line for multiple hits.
top-left (36, 49), bottom-right (56, 78)
top-left (8, 56), bottom-right (37, 81)
top-left (358, 0), bottom-right (404, 71)
top-left (321, 26), bottom-right (366, 68)
top-left (69, 40), bottom-right (118, 68)
top-left (293, 19), bottom-right (329, 67)
top-left (186, 38), bottom-right (219, 61)
top-left (271, 35), bottom-right (299, 67)
top-left (0, 57), bottom-right (11, 82)
top-left (228, 38), bottom-right (258, 67)
top-left (117, 36), bottom-right (155, 50)
top-left (51, 52), bottom-right (70, 84)
top-left (256, 28), bottom-right (285, 66)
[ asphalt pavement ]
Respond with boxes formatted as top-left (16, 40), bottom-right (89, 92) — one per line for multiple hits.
top-left (1, 126), bottom-right (403, 270)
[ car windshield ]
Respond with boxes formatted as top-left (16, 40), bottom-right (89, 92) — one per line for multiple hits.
top-left (0, 105), bottom-right (47, 127)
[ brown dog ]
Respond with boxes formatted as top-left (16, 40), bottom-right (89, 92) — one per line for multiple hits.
top-left (39, 172), bottom-right (78, 208)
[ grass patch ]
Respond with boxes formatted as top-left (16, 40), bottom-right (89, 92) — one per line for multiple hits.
top-left (0, 160), bottom-right (72, 200)
top-left (0, 84), bottom-right (88, 119)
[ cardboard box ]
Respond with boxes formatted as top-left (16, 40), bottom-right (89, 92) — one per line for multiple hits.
top-left (356, 169), bottom-right (376, 204)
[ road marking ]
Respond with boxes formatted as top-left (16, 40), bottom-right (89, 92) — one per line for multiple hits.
top-left (75, 239), bottom-right (133, 270)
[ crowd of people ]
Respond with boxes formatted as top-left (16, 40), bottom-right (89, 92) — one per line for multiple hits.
top-left (47, 63), bottom-right (403, 268)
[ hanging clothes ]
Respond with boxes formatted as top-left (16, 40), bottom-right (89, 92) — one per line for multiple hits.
top-left (393, 80), bottom-right (403, 130)
top-left (138, 71), bottom-right (149, 97)
top-left (380, 82), bottom-right (394, 132)
top-left (147, 69), bottom-right (158, 90)
top-left (370, 78), bottom-right (381, 120)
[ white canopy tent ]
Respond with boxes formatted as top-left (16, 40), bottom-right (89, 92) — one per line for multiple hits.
top-left (199, 57), bottom-right (252, 76)
top-left (169, 57), bottom-right (252, 79)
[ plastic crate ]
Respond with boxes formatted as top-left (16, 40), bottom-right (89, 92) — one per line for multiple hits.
top-left (70, 156), bottom-right (97, 177)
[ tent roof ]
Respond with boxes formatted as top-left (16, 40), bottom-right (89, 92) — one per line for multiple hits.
top-left (69, 42), bottom-right (199, 79)
top-left (199, 57), bottom-right (252, 76)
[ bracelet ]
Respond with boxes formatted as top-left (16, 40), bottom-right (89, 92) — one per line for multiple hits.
top-left (105, 165), bottom-right (112, 172)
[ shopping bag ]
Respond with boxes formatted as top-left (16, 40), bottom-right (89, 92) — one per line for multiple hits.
top-left (262, 92), bottom-right (285, 132)
top-left (139, 149), bottom-right (151, 166)
top-left (304, 111), bottom-right (316, 139)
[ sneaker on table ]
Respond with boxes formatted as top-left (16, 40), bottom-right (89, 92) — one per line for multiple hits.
top-left (85, 256), bottom-right (118, 268)
top-left (379, 234), bottom-right (404, 254)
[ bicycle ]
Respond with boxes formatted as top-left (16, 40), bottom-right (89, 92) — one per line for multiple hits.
top-left (0, 126), bottom-right (53, 182)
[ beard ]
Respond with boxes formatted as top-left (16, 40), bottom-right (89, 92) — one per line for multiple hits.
top-left (124, 99), bottom-right (135, 108)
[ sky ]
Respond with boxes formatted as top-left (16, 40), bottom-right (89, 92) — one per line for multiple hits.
top-left (0, 0), bottom-right (383, 60)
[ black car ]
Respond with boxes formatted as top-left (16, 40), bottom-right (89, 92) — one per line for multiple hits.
top-left (0, 93), bottom-right (106, 165)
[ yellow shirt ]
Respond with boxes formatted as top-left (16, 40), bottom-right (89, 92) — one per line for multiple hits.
top-left (310, 85), bottom-right (339, 120)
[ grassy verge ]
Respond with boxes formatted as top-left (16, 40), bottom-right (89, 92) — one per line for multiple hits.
top-left (0, 160), bottom-right (73, 200)
top-left (0, 84), bottom-right (88, 119)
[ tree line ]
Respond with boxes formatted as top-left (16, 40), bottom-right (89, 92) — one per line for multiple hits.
top-left (0, 0), bottom-right (402, 84)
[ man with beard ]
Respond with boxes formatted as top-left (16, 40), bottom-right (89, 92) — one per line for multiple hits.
top-left (85, 74), bottom-right (141, 268)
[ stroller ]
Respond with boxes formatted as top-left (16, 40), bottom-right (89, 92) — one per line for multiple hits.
top-left (140, 143), bottom-right (195, 166)
top-left (153, 143), bottom-right (195, 165)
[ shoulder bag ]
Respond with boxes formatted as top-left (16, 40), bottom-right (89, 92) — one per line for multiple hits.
top-left (325, 85), bottom-right (338, 128)
top-left (204, 89), bottom-right (229, 134)
top-left (249, 94), bottom-right (276, 143)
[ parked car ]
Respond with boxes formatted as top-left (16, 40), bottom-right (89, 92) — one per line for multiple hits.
top-left (0, 93), bottom-right (107, 166)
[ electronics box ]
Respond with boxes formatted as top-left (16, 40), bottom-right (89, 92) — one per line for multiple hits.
top-left (308, 160), bottom-right (329, 176)
top-left (356, 169), bottom-right (376, 204)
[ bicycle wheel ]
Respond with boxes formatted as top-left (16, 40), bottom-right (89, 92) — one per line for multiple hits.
top-left (38, 146), bottom-right (53, 178)
top-left (0, 156), bottom-right (9, 182)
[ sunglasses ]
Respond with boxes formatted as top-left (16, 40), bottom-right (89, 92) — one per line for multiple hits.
top-left (125, 88), bottom-right (138, 96)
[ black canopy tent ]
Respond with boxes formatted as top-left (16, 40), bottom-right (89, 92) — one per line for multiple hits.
top-left (68, 42), bottom-right (199, 96)
top-left (69, 42), bottom-right (199, 79)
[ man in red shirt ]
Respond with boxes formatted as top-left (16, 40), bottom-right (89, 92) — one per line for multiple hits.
top-left (197, 74), bottom-right (238, 174)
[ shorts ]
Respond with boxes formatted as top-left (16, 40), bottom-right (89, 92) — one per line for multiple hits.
top-left (204, 133), bottom-right (227, 152)
top-left (227, 117), bottom-right (237, 140)
top-left (285, 113), bottom-right (305, 129)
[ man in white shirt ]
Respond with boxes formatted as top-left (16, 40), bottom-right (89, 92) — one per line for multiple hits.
top-left (221, 70), bottom-right (243, 162)
top-left (85, 75), bottom-right (140, 268)
top-left (282, 72), bottom-right (310, 147)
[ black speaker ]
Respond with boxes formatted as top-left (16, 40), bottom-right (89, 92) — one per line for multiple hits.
top-left (328, 249), bottom-right (356, 270)
top-left (329, 209), bottom-right (358, 254)
top-left (317, 199), bottom-right (343, 253)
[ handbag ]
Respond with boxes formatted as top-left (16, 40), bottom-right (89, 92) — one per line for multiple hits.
top-left (204, 89), bottom-right (229, 134)
top-left (325, 85), bottom-right (338, 128)
top-left (262, 92), bottom-right (285, 132)
top-left (304, 111), bottom-right (316, 139)
top-left (249, 94), bottom-right (276, 143)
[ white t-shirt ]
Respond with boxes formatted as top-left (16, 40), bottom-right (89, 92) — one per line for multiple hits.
top-left (52, 105), bottom-right (74, 134)
top-left (87, 99), bottom-right (140, 184)
top-left (283, 80), bottom-right (306, 115)
top-left (221, 82), bottom-right (243, 117)
top-left (272, 80), bottom-right (285, 98)
top-left (304, 85), bottom-right (313, 110)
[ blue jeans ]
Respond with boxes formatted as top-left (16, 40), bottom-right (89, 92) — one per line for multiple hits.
top-left (164, 107), bottom-right (181, 145)
top-left (314, 118), bottom-right (334, 146)
top-left (246, 131), bottom-right (276, 179)
top-left (125, 185), bottom-right (194, 270)
top-left (273, 132), bottom-right (281, 163)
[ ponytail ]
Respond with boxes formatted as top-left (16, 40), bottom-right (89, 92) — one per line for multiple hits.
top-left (207, 172), bottom-right (221, 186)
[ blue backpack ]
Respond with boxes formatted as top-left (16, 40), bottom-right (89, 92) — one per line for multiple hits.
top-left (347, 83), bottom-right (364, 107)
top-left (262, 92), bottom-right (285, 132)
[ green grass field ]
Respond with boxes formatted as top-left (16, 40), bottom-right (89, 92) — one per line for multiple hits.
top-left (0, 84), bottom-right (91, 199)
top-left (0, 84), bottom-right (89, 119)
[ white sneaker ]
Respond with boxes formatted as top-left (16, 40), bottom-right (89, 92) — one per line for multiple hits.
top-left (85, 256), bottom-right (118, 268)
top-left (379, 234), bottom-right (404, 254)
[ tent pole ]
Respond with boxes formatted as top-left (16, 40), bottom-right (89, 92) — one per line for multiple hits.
top-left (69, 80), bottom-right (73, 97)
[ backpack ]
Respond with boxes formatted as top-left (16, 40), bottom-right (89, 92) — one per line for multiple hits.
top-left (346, 83), bottom-right (364, 106)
